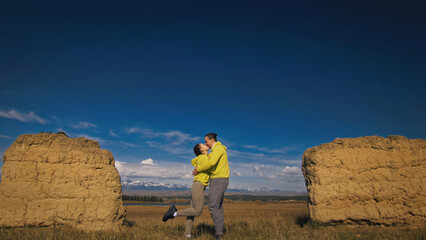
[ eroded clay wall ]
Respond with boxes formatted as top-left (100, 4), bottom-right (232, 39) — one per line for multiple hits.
top-left (302, 135), bottom-right (425, 226)
top-left (0, 132), bottom-right (126, 231)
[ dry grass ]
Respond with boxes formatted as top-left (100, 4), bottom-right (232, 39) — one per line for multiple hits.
top-left (1, 201), bottom-right (424, 239)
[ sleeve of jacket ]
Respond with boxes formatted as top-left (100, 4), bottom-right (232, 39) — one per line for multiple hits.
top-left (197, 155), bottom-right (209, 168)
top-left (196, 146), bottom-right (224, 172)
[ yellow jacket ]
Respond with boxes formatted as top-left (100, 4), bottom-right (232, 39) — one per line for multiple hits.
top-left (192, 154), bottom-right (210, 186)
top-left (196, 141), bottom-right (229, 179)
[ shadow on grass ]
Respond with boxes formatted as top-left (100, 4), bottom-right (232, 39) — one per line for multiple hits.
top-left (195, 223), bottom-right (216, 237)
top-left (297, 215), bottom-right (310, 227)
top-left (297, 215), bottom-right (333, 229)
top-left (124, 220), bottom-right (136, 227)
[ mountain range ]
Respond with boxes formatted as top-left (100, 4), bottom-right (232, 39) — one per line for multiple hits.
top-left (121, 180), bottom-right (305, 195)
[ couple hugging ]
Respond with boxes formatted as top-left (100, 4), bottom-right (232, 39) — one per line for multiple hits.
top-left (162, 132), bottom-right (229, 239)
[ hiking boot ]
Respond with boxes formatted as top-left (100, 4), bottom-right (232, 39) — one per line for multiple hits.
top-left (162, 205), bottom-right (177, 222)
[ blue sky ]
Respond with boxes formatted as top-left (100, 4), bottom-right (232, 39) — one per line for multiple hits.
top-left (1, 1), bottom-right (425, 192)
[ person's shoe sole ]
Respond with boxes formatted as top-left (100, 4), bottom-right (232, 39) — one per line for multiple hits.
top-left (162, 205), bottom-right (177, 222)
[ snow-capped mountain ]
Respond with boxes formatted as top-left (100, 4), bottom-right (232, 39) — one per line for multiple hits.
top-left (122, 180), bottom-right (190, 191)
top-left (227, 186), bottom-right (281, 193)
top-left (121, 180), bottom-right (283, 193)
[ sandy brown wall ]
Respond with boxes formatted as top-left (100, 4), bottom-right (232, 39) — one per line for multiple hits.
top-left (0, 132), bottom-right (126, 231)
top-left (302, 135), bottom-right (425, 226)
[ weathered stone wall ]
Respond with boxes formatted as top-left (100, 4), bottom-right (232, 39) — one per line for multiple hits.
top-left (302, 135), bottom-right (425, 226)
top-left (0, 132), bottom-right (126, 231)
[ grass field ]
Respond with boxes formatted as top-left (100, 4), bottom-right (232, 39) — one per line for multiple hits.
top-left (0, 201), bottom-right (424, 239)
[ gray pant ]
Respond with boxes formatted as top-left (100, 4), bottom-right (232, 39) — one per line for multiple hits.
top-left (208, 178), bottom-right (229, 236)
top-left (176, 181), bottom-right (206, 235)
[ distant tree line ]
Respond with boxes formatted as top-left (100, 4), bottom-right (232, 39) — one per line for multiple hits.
top-left (122, 195), bottom-right (164, 202)
top-left (225, 195), bottom-right (307, 202)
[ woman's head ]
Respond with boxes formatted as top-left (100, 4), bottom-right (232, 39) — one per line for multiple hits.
top-left (193, 143), bottom-right (209, 156)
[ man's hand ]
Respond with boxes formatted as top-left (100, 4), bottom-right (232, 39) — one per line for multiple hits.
top-left (192, 168), bottom-right (199, 176)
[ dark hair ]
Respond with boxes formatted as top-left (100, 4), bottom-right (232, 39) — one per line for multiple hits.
top-left (193, 143), bottom-right (202, 156)
top-left (205, 132), bottom-right (217, 141)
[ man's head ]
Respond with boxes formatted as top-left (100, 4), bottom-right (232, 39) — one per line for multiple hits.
top-left (204, 132), bottom-right (217, 149)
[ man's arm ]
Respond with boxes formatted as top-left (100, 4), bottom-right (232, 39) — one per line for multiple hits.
top-left (196, 146), bottom-right (224, 172)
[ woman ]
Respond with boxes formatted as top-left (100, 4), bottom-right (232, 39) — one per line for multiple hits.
top-left (162, 143), bottom-right (210, 238)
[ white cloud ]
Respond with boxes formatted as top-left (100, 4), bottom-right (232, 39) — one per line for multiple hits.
top-left (255, 165), bottom-right (303, 182)
top-left (126, 127), bottom-right (156, 136)
top-left (0, 109), bottom-right (47, 124)
top-left (140, 158), bottom-right (157, 165)
top-left (126, 127), bottom-right (200, 145)
top-left (268, 157), bottom-right (302, 165)
top-left (125, 127), bottom-right (202, 155)
top-left (114, 158), bottom-right (307, 192)
top-left (75, 134), bottom-right (109, 145)
top-left (115, 160), bottom-right (193, 180)
top-left (231, 162), bottom-right (304, 183)
top-left (0, 134), bottom-right (12, 139)
top-left (56, 128), bottom-right (66, 133)
top-left (213, 161), bottom-right (307, 191)
top-left (228, 149), bottom-right (266, 160)
top-left (228, 149), bottom-right (301, 165)
top-left (109, 129), bottom-right (119, 137)
top-left (162, 130), bottom-right (200, 145)
top-left (146, 141), bottom-right (189, 154)
top-left (120, 141), bottom-right (138, 148)
top-left (277, 166), bottom-right (301, 175)
top-left (253, 164), bottom-right (265, 172)
top-left (50, 115), bottom-right (62, 124)
top-left (71, 133), bottom-right (139, 149)
top-left (70, 121), bottom-right (97, 129)
top-left (243, 145), bottom-right (295, 154)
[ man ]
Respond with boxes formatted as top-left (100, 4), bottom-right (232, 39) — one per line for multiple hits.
top-left (193, 132), bottom-right (229, 239)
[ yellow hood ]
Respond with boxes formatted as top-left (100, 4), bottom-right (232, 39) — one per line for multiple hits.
top-left (191, 154), bottom-right (207, 167)
top-left (213, 141), bottom-right (227, 151)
